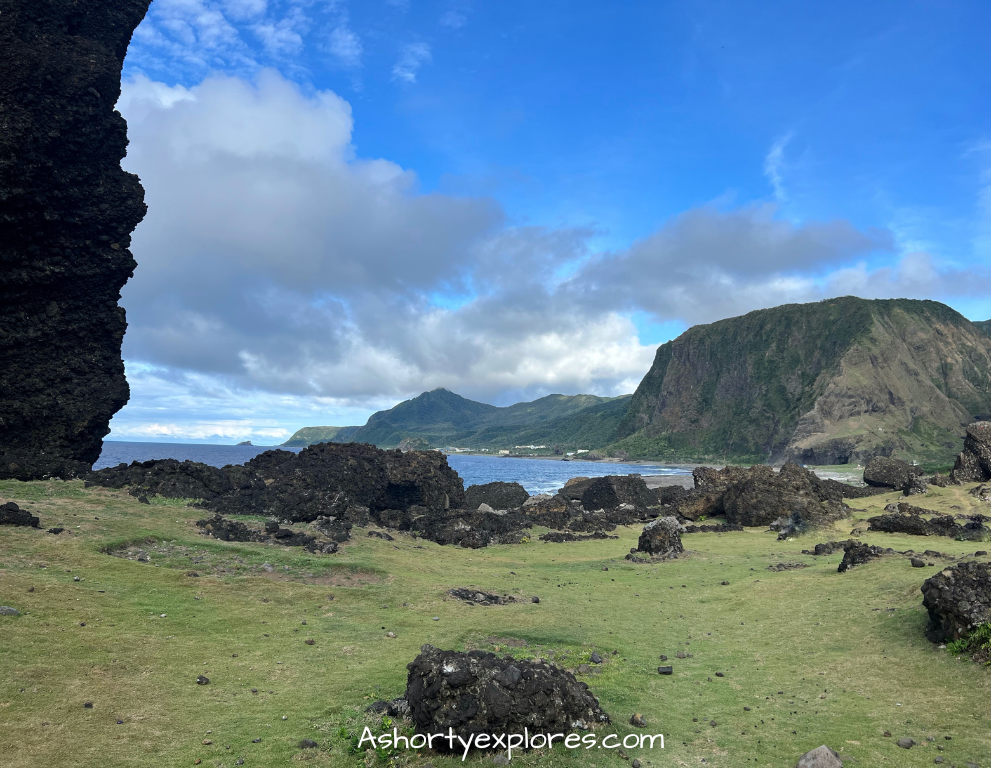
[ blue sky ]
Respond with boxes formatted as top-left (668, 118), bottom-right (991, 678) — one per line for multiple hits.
top-left (108, 0), bottom-right (991, 443)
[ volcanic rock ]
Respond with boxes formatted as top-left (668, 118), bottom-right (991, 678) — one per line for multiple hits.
top-left (837, 542), bottom-right (885, 572)
top-left (682, 523), bottom-right (744, 533)
top-left (539, 531), bottom-right (617, 542)
top-left (868, 503), bottom-right (987, 540)
top-left (634, 516), bottom-right (684, 559)
top-left (86, 459), bottom-right (249, 500)
top-left (465, 482), bottom-right (529, 511)
top-left (797, 745), bottom-right (843, 767)
top-left (0, 606), bottom-right (21, 616)
top-left (864, 456), bottom-right (917, 489)
top-left (671, 463), bottom-right (856, 527)
top-left (448, 588), bottom-right (525, 606)
top-left (0, 0), bottom-right (152, 480)
top-left (405, 645), bottom-right (609, 745)
top-left (952, 421), bottom-right (991, 483)
top-left (0, 501), bottom-right (40, 528)
top-left (921, 560), bottom-right (991, 642)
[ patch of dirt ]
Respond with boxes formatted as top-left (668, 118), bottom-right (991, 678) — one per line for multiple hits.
top-left (485, 636), bottom-right (529, 648)
top-left (256, 569), bottom-right (384, 587)
top-left (104, 540), bottom-right (382, 585)
top-left (766, 562), bottom-right (809, 571)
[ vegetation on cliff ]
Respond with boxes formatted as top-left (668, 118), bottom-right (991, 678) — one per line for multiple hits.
top-left (614, 297), bottom-right (991, 466)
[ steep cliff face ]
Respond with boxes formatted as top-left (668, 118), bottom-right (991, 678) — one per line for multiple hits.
top-left (614, 298), bottom-right (991, 466)
top-left (0, 0), bottom-right (151, 479)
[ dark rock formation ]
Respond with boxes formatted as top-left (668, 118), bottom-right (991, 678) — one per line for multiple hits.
top-left (448, 588), bottom-right (529, 606)
top-left (837, 541), bottom-right (885, 572)
top-left (0, 501), bottom-right (39, 527)
top-left (218, 443), bottom-right (467, 523)
top-left (558, 474), bottom-right (658, 511)
top-left (951, 422), bottom-right (991, 484)
top-left (682, 523), bottom-right (744, 533)
top-left (921, 561), bottom-right (991, 642)
top-left (807, 540), bottom-right (858, 556)
top-left (670, 463), bottom-right (851, 530)
top-left (85, 459), bottom-right (253, 500)
top-left (195, 514), bottom-right (333, 552)
top-left (903, 475), bottom-right (929, 496)
top-left (405, 645), bottom-right (609, 747)
top-left (539, 530), bottom-right (617, 542)
top-left (465, 481), bottom-right (529, 511)
top-left (87, 443), bottom-right (468, 529)
top-left (634, 516), bottom-right (684, 558)
top-left (0, 0), bottom-right (152, 479)
top-left (863, 456), bottom-right (918, 489)
top-left (868, 502), bottom-right (988, 540)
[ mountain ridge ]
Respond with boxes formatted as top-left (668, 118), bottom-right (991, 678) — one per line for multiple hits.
top-left (282, 389), bottom-right (632, 450)
top-left (614, 297), bottom-right (991, 465)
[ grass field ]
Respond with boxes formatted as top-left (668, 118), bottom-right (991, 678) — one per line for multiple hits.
top-left (2, 479), bottom-right (990, 767)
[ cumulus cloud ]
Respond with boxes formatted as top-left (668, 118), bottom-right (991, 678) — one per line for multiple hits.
top-left (392, 42), bottom-right (432, 83)
top-left (119, 71), bottom-right (657, 410)
top-left (115, 70), bottom-right (988, 439)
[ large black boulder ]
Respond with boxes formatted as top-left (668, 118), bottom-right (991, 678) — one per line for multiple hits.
top-left (465, 481), bottom-right (529, 511)
top-left (837, 541), bottom-right (885, 572)
top-left (921, 561), bottom-right (991, 643)
top-left (635, 516), bottom-right (684, 558)
top-left (405, 645), bottom-right (609, 747)
top-left (671, 463), bottom-right (861, 525)
top-left (863, 456), bottom-right (917, 489)
top-left (0, 502), bottom-right (40, 528)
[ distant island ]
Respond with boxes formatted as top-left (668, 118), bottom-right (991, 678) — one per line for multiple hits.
top-left (285, 297), bottom-right (991, 469)
top-left (237, 441), bottom-right (253, 446)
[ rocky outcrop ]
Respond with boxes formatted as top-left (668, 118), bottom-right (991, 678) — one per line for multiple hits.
top-left (405, 645), bottom-right (609, 747)
top-left (951, 422), bottom-right (991, 484)
top-left (86, 443), bottom-right (468, 526)
top-left (195, 514), bottom-right (340, 553)
top-left (634, 516), bottom-right (684, 558)
top-left (863, 457), bottom-right (918, 489)
top-left (867, 503), bottom-right (988, 540)
top-left (669, 463), bottom-right (851, 530)
top-left (465, 481), bottom-right (529, 511)
top-left (921, 561), bottom-right (991, 642)
top-left (0, 501), bottom-right (39, 527)
top-left (85, 459), bottom-right (257, 499)
top-left (797, 745), bottom-right (843, 768)
top-left (0, 0), bottom-right (152, 479)
top-left (837, 541), bottom-right (885, 572)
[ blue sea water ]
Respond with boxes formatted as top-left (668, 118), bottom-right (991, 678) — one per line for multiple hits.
top-left (96, 441), bottom-right (689, 496)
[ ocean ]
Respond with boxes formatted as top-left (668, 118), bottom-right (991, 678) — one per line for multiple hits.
top-left (95, 441), bottom-right (690, 496)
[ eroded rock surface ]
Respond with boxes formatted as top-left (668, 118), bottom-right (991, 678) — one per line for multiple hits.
top-left (863, 456), bottom-right (918, 489)
top-left (465, 481), bottom-right (529, 511)
top-left (952, 422), bottom-right (991, 484)
top-left (635, 516), bottom-right (684, 559)
top-left (405, 645), bottom-right (609, 746)
top-left (0, 0), bottom-right (152, 479)
top-left (921, 561), bottom-right (991, 643)
top-left (670, 463), bottom-right (852, 530)
top-left (0, 501), bottom-right (40, 527)
top-left (837, 541), bottom-right (885, 572)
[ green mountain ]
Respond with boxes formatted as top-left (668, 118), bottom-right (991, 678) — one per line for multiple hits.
top-left (613, 297), bottom-right (991, 466)
top-left (282, 388), bottom-right (632, 450)
top-left (281, 426), bottom-right (360, 447)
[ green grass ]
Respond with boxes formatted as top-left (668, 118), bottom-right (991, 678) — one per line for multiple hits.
top-left (2, 481), bottom-right (991, 767)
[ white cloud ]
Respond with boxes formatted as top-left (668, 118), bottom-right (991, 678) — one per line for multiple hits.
top-left (392, 42), bottom-right (431, 83)
top-left (328, 21), bottom-right (363, 67)
top-left (252, 8), bottom-right (310, 56)
top-left (440, 10), bottom-right (467, 29)
top-left (763, 132), bottom-right (793, 202)
top-left (114, 70), bottom-right (989, 433)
